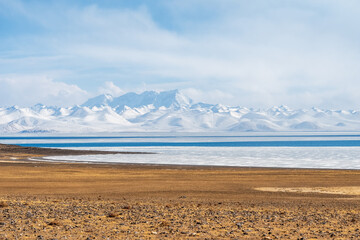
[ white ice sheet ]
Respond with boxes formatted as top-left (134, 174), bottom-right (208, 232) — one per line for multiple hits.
top-left (42, 146), bottom-right (360, 169)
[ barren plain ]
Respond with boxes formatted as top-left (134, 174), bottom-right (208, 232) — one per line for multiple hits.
top-left (0, 144), bottom-right (360, 239)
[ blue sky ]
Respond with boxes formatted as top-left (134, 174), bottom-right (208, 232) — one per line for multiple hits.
top-left (0, 0), bottom-right (360, 108)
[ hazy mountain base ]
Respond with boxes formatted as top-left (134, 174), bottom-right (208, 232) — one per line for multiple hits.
top-left (1, 89), bottom-right (360, 133)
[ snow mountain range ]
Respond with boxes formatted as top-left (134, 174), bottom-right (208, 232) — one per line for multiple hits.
top-left (1, 89), bottom-right (360, 133)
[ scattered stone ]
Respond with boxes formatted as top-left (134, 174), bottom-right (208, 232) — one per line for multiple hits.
top-left (48, 220), bottom-right (61, 226)
top-left (0, 201), bottom-right (9, 208)
top-left (107, 212), bottom-right (118, 218)
top-left (25, 212), bottom-right (33, 218)
top-left (0, 184), bottom-right (359, 239)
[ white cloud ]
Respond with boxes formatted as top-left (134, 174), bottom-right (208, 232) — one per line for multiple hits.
top-left (182, 88), bottom-right (235, 105)
top-left (1, 1), bottom-right (360, 108)
top-left (58, 2), bottom-right (360, 108)
top-left (98, 81), bottom-right (124, 97)
top-left (0, 75), bottom-right (88, 107)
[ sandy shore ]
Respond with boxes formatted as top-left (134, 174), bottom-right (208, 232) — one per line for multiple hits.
top-left (0, 144), bottom-right (360, 239)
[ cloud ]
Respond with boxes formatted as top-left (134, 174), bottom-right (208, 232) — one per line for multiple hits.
top-left (98, 81), bottom-right (124, 97)
top-left (182, 88), bottom-right (235, 106)
top-left (0, 75), bottom-right (88, 107)
top-left (1, 1), bottom-right (360, 108)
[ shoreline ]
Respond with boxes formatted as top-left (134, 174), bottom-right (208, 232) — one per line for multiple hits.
top-left (27, 156), bottom-right (360, 171)
top-left (0, 143), bottom-right (154, 156)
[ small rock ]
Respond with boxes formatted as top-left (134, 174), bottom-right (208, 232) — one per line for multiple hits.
top-left (107, 212), bottom-right (118, 218)
top-left (236, 222), bottom-right (243, 229)
top-left (26, 212), bottom-right (33, 218)
top-left (48, 220), bottom-right (61, 226)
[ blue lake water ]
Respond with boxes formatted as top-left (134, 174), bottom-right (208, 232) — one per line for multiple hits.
top-left (2, 134), bottom-right (360, 169)
top-left (13, 140), bottom-right (360, 148)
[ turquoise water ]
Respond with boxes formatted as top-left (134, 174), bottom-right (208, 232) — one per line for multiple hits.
top-left (15, 140), bottom-right (360, 148)
top-left (6, 134), bottom-right (360, 148)
top-left (1, 134), bottom-right (360, 140)
top-left (5, 134), bottom-right (360, 148)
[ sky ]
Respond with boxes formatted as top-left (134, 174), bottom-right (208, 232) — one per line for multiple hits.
top-left (0, 0), bottom-right (360, 108)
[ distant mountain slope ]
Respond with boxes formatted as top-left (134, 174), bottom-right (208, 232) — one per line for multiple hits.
top-left (82, 94), bottom-right (113, 108)
top-left (82, 89), bottom-right (192, 109)
top-left (1, 89), bottom-right (360, 133)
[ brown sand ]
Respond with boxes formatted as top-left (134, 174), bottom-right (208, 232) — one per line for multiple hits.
top-left (0, 143), bottom-right (151, 160)
top-left (0, 144), bottom-right (360, 239)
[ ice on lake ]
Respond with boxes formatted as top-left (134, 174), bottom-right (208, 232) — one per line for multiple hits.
top-left (43, 146), bottom-right (360, 169)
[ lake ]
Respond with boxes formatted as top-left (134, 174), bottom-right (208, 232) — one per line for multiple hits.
top-left (2, 133), bottom-right (360, 169)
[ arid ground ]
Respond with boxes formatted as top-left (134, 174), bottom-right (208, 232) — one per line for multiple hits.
top-left (0, 144), bottom-right (360, 239)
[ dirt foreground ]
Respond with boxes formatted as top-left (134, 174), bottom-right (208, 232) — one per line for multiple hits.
top-left (0, 144), bottom-right (360, 239)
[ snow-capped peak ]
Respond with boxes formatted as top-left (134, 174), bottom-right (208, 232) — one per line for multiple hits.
top-left (1, 89), bottom-right (360, 133)
top-left (152, 89), bottom-right (192, 109)
top-left (82, 94), bottom-right (114, 108)
top-left (85, 89), bottom-right (193, 110)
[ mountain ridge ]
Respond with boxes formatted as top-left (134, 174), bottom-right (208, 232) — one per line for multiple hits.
top-left (1, 89), bottom-right (360, 133)
top-left (82, 89), bottom-right (192, 110)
